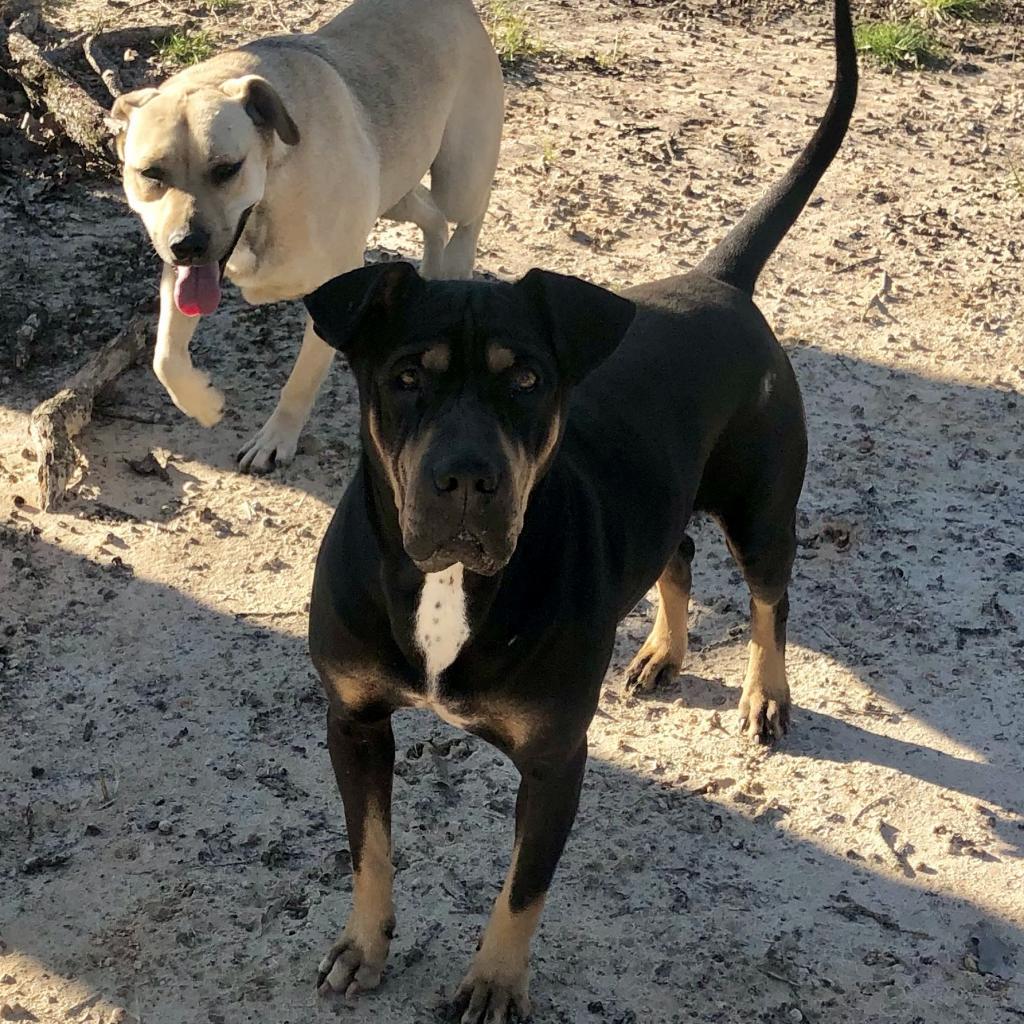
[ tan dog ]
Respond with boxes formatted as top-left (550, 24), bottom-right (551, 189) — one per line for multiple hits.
top-left (109, 0), bottom-right (503, 472)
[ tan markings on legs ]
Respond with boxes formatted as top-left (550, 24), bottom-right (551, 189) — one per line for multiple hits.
top-left (422, 344), bottom-right (450, 372)
top-left (329, 673), bottom-right (382, 714)
top-left (349, 809), bottom-right (394, 951)
top-left (318, 807), bottom-right (394, 998)
top-left (482, 700), bottom-right (541, 752)
top-left (487, 344), bottom-right (515, 373)
top-left (455, 842), bottom-right (542, 1023)
top-left (625, 558), bottom-right (690, 693)
top-left (739, 595), bottom-right (790, 743)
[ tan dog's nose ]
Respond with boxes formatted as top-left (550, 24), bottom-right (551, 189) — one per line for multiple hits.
top-left (169, 225), bottom-right (210, 263)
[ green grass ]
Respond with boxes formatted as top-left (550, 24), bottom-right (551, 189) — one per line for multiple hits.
top-left (590, 30), bottom-right (626, 71)
top-left (485, 0), bottom-right (540, 68)
top-left (592, 47), bottom-right (623, 71)
top-left (854, 20), bottom-right (941, 68)
top-left (919, 0), bottom-right (991, 19)
top-left (158, 30), bottom-right (216, 67)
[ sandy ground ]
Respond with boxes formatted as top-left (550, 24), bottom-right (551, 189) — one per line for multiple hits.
top-left (1, 1), bottom-right (1023, 1022)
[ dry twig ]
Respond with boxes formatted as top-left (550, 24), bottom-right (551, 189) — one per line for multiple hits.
top-left (29, 300), bottom-right (156, 510)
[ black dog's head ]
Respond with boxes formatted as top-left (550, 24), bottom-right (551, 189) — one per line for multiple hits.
top-left (304, 262), bottom-right (635, 576)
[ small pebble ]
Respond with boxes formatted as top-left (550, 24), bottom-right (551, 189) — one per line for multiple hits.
top-left (157, 819), bottom-right (173, 835)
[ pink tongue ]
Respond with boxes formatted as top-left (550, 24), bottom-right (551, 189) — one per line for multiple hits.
top-left (173, 264), bottom-right (222, 317)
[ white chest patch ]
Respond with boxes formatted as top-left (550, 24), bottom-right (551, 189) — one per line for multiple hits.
top-left (414, 563), bottom-right (470, 690)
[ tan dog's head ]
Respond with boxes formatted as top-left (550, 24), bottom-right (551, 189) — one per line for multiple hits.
top-left (108, 74), bottom-right (299, 316)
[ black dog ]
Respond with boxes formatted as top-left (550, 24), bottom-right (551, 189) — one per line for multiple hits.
top-left (303, 2), bottom-right (856, 1019)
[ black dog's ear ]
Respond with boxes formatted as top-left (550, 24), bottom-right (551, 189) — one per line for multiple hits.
top-left (304, 262), bottom-right (423, 360)
top-left (514, 269), bottom-right (636, 384)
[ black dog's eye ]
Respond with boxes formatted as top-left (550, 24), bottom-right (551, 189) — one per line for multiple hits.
top-left (211, 160), bottom-right (244, 185)
top-left (511, 367), bottom-right (539, 393)
top-left (139, 166), bottom-right (165, 183)
top-left (395, 367), bottom-right (421, 391)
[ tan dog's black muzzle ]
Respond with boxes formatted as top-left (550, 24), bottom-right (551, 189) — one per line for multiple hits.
top-left (215, 204), bottom-right (257, 273)
top-left (169, 224), bottom-right (211, 263)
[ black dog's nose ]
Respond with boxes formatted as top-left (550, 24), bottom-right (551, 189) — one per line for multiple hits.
top-left (433, 457), bottom-right (499, 497)
top-left (169, 226), bottom-right (210, 262)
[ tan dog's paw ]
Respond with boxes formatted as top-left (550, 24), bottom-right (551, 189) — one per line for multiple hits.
top-left (738, 687), bottom-right (790, 744)
top-left (165, 371), bottom-right (225, 428)
top-left (316, 932), bottom-right (390, 1001)
top-left (450, 969), bottom-right (530, 1024)
top-left (624, 638), bottom-right (684, 694)
top-left (237, 410), bottom-right (301, 474)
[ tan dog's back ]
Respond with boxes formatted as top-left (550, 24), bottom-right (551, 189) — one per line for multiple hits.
top-left (311, 0), bottom-right (500, 210)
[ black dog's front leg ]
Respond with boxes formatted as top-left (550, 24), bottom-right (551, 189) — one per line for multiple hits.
top-left (453, 740), bottom-right (588, 1024)
top-left (317, 707), bottom-right (396, 999)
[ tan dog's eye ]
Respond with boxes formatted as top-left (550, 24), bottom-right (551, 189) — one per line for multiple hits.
top-left (511, 367), bottom-right (538, 393)
top-left (139, 166), bottom-right (165, 183)
top-left (211, 160), bottom-right (244, 185)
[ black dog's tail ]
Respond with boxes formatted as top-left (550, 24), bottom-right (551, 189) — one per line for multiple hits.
top-left (697, 0), bottom-right (857, 295)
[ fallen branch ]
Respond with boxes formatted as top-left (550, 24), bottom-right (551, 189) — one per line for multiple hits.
top-left (1, 21), bottom-right (174, 154)
top-left (2, 24), bottom-right (115, 164)
top-left (83, 25), bottom-right (177, 98)
top-left (29, 301), bottom-right (156, 511)
top-left (84, 33), bottom-right (124, 98)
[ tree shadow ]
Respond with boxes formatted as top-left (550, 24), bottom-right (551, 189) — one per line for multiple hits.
top-left (626, 670), bottom-right (1024, 860)
top-left (0, 532), bottom-right (1020, 1023)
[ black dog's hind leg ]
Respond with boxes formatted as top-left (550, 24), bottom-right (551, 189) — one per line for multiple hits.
top-left (452, 742), bottom-right (588, 1024)
top-left (624, 534), bottom-right (695, 693)
top-left (317, 708), bottom-right (396, 998)
top-left (721, 515), bottom-right (796, 744)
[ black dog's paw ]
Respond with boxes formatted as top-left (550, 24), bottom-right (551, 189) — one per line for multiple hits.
top-left (449, 972), bottom-right (530, 1024)
top-left (623, 639), bottom-right (684, 694)
top-left (316, 933), bottom-right (389, 1001)
top-left (738, 689), bottom-right (790, 744)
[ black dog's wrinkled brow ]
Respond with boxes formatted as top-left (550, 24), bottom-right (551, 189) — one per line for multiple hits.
top-left (388, 281), bottom-right (545, 356)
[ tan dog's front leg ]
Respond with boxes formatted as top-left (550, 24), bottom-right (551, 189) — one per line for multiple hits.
top-left (153, 264), bottom-right (225, 428)
top-left (237, 315), bottom-right (335, 473)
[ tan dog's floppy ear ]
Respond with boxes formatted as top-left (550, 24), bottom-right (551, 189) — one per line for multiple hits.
top-left (106, 88), bottom-right (159, 154)
top-left (222, 75), bottom-right (300, 146)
